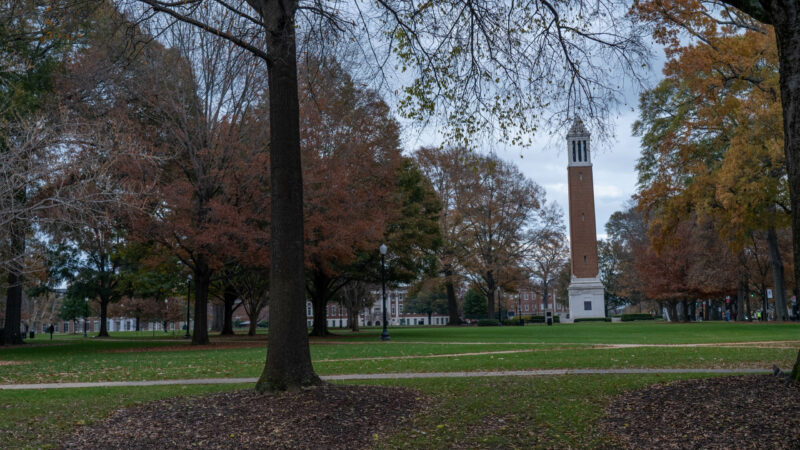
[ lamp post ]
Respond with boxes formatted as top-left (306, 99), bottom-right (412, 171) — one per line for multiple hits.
top-left (164, 298), bottom-right (169, 333)
top-left (184, 275), bottom-right (192, 339)
top-left (83, 297), bottom-right (88, 338)
top-left (380, 243), bottom-right (390, 341)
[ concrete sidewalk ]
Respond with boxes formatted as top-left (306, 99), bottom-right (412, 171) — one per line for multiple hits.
top-left (0, 368), bottom-right (770, 390)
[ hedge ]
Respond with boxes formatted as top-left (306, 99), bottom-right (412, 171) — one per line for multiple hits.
top-left (477, 319), bottom-right (500, 326)
top-left (574, 317), bottom-right (611, 322)
top-left (620, 313), bottom-right (655, 322)
top-left (521, 315), bottom-right (560, 323)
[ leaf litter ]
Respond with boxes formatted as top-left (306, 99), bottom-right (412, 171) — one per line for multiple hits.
top-left (602, 375), bottom-right (800, 449)
top-left (64, 384), bottom-right (424, 449)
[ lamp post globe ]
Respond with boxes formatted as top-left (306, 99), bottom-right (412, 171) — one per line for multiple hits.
top-left (379, 244), bottom-right (390, 341)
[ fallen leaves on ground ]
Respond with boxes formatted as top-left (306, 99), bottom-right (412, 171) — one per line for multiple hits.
top-left (64, 384), bottom-right (423, 449)
top-left (603, 375), bottom-right (800, 449)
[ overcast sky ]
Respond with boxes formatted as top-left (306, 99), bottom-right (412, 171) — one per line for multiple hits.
top-left (398, 51), bottom-right (666, 241)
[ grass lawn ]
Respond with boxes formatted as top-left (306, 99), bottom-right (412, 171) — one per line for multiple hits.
top-left (1, 321), bottom-right (798, 384)
top-left (1, 322), bottom-right (798, 448)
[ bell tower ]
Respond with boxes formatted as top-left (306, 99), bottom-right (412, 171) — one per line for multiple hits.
top-left (564, 118), bottom-right (605, 321)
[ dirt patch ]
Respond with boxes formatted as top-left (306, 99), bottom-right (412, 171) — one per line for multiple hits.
top-left (64, 384), bottom-right (424, 449)
top-left (104, 341), bottom-right (266, 353)
top-left (603, 375), bottom-right (800, 449)
top-left (0, 360), bottom-right (26, 366)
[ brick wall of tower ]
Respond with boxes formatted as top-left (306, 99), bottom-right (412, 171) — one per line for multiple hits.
top-left (568, 165), bottom-right (599, 278)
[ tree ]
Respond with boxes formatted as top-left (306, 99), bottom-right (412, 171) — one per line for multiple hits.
top-left (338, 281), bottom-right (375, 332)
top-left (62, 226), bottom-right (128, 337)
top-left (0, 1), bottom-right (93, 345)
top-left (632, 0), bottom-right (800, 374)
top-left (131, 0), bottom-right (649, 391)
top-left (525, 203), bottom-right (569, 315)
top-left (58, 296), bottom-right (90, 333)
top-left (228, 266), bottom-right (269, 336)
top-left (601, 202), bottom-right (650, 312)
top-left (632, 28), bottom-right (790, 320)
top-left (463, 288), bottom-right (488, 318)
top-left (460, 153), bottom-right (544, 319)
top-left (299, 59), bottom-right (403, 336)
top-left (404, 281), bottom-right (448, 324)
top-left (414, 146), bottom-right (478, 325)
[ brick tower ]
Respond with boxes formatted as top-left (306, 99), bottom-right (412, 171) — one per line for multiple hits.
top-left (564, 118), bottom-right (604, 321)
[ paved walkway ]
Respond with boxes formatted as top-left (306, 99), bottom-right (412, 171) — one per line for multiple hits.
top-left (0, 368), bottom-right (770, 390)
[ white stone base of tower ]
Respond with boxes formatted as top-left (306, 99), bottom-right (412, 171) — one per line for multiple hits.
top-left (563, 277), bottom-right (605, 323)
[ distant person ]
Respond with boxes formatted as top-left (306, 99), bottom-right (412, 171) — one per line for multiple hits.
top-left (47, 324), bottom-right (54, 340)
top-left (725, 309), bottom-right (731, 322)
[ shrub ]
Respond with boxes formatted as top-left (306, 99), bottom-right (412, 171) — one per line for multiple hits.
top-left (257, 321), bottom-right (268, 328)
top-left (620, 313), bottom-right (654, 322)
top-left (501, 319), bottom-right (524, 326)
top-left (574, 317), bottom-right (610, 322)
top-left (477, 319), bottom-right (500, 327)
top-left (523, 315), bottom-right (560, 323)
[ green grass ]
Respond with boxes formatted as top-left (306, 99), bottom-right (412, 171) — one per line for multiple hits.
top-left (0, 374), bottom-right (721, 449)
top-left (2, 322), bottom-right (798, 384)
top-left (1, 322), bottom-right (797, 448)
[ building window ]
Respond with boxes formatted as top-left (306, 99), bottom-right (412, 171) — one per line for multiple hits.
top-left (583, 141), bottom-right (587, 161)
top-left (579, 172), bottom-right (582, 181)
top-left (581, 212), bottom-right (584, 221)
top-left (584, 301), bottom-right (592, 311)
top-left (572, 141), bottom-right (576, 162)
top-left (584, 255), bottom-right (587, 264)
top-left (525, 304), bottom-right (529, 312)
top-left (577, 141), bottom-right (582, 162)
top-left (524, 293), bottom-right (529, 300)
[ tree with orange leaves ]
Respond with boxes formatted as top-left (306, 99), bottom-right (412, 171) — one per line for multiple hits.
top-left (299, 59), bottom-right (404, 337)
top-left (633, 24), bottom-right (791, 321)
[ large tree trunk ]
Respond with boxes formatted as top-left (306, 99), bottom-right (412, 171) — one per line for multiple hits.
top-left (192, 263), bottom-right (211, 345)
top-left (668, 301), bottom-right (678, 322)
top-left (248, 314), bottom-right (258, 336)
top-left (310, 291), bottom-right (329, 337)
top-left (772, 1), bottom-right (800, 324)
top-left (98, 299), bottom-right (110, 337)
top-left (486, 271), bottom-right (496, 320)
top-left (444, 268), bottom-right (459, 325)
top-left (791, 349), bottom-right (800, 382)
top-left (681, 300), bottom-right (690, 322)
top-left (349, 306), bottom-right (360, 332)
top-left (211, 303), bottom-right (224, 332)
top-left (767, 227), bottom-right (789, 320)
top-left (309, 270), bottom-right (332, 337)
top-left (256, 0), bottom-right (320, 392)
top-left (222, 282), bottom-right (236, 335)
top-left (2, 221), bottom-right (25, 346)
top-left (135, 316), bottom-right (140, 332)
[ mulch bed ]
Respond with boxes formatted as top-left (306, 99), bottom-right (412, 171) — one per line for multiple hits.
top-left (603, 375), bottom-right (800, 449)
top-left (64, 384), bottom-right (424, 449)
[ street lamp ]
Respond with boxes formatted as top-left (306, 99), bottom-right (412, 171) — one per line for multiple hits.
top-left (83, 297), bottom-right (88, 338)
top-left (185, 274), bottom-right (192, 339)
top-left (380, 243), bottom-right (390, 341)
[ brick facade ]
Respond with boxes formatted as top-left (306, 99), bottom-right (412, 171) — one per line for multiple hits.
top-left (567, 165), bottom-right (599, 278)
